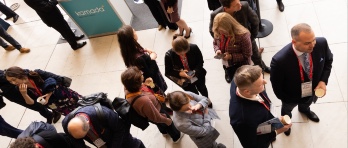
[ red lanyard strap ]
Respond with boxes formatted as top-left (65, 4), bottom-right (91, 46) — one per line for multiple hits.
top-left (293, 51), bottom-right (313, 82)
top-left (28, 79), bottom-right (43, 96)
top-left (179, 54), bottom-right (190, 71)
top-left (259, 93), bottom-right (271, 111)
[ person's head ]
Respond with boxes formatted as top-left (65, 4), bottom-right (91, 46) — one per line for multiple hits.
top-left (212, 12), bottom-right (248, 39)
top-left (117, 25), bottom-right (143, 67)
top-left (291, 23), bottom-right (316, 53)
top-left (121, 66), bottom-right (143, 93)
top-left (5, 66), bottom-right (28, 86)
top-left (233, 65), bottom-right (266, 96)
top-left (167, 91), bottom-right (193, 112)
top-left (67, 116), bottom-right (90, 139)
top-left (10, 137), bottom-right (36, 148)
top-left (171, 36), bottom-right (190, 56)
top-left (220, 0), bottom-right (242, 14)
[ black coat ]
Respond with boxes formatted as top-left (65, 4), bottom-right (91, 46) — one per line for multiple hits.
top-left (24, 0), bottom-right (63, 27)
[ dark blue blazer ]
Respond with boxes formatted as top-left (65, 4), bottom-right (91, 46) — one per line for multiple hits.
top-left (270, 37), bottom-right (333, 103)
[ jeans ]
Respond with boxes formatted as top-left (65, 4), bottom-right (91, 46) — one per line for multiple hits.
top-left (0, 115), bottom-right (23, 138)
top-left (0, 24), bottom-right (22, 50)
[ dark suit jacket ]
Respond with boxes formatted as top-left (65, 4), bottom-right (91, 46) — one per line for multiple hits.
top-left (270, 37), bottom-right (333, 103)
top-left (164, 43), bottom-right (206, 79)
top-left (209, 1), bottom-right (259, 39)
top-left (24, 0), bottom-right (63, 27)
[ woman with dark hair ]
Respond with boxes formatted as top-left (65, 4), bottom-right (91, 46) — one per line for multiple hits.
top-left (5, 66), bottom-right (81, 123)
top-left (165, 36), bottom-right (212, 107)
top-left (117, 25), bottom-right (167, 94)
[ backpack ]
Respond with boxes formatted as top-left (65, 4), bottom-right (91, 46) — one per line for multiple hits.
top-left (112, 95), bottom-right (149, 130)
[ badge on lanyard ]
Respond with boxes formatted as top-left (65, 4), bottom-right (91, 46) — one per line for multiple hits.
top-left (301, 81), bottom-right (312, 98)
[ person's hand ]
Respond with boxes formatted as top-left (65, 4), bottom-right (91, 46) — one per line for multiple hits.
top-left (275, 123), bottom-right (292, 134)
top-left (215, 50), bottom-right (222, 55)
top-left (223, 53), bottom-right (232, 61)
top-left (314, 81), bottom-right (327, 97)
top-left (179, 69), bottom-right (190, 79)
top-left (167, 7), bottom-right (174, 13)
top-left (19, 84), bottom-right (28, 95)
top-left (42, 92), bottom-right (53, 105)
top-left (190, 103), bottom-right (203, 111)
top-left (165, 118), bottom-right (173, 126)
top-left (150, 52), bottom-right (157, 60)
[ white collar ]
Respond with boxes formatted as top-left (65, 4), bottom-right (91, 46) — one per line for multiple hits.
top-left (292, 44), bottom-right (304, 57)
top-left (236, 87), bottom-right (261, 102)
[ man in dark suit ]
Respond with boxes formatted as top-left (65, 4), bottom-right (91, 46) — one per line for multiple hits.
top-left (209, 0), bottom-right (270, 83)
top-left (270, 23), bottom-right (333, 136)
top-left (24, 0), bottom-right (86, 50)
top-left (0, 2), bottom-right (19, 23)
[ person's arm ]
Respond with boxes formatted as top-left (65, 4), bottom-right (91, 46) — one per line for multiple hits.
top-left (35, 69), bottom-right (64, 85)
top-left (185, 91), bottom-right (209, 108)
top-left (231, 33), bottom-right (252, 63)
top-left (209, 11), bottom-right (217, 38)
top-left (319, 38), bottom-right (333, 84)
top-left (135, 55), bottom-right (157, 80)
top-left (164, 50), bottom-right (181, 78)
top-left (270, 56), bottom-right (288, 100)
top-left (232, 123), bottom-right (276, 148)
top-left (176, 117), bottom-right (212, 137)
top-left (25, 0), bottom-right (58, 12)
top-left (191, 44), bottom-right (205, 77)
top-left (140, 98), bottom-right (172, 125)
top-left (19, 84), bottom-right (35, 105)
top-left (245, 4), bottom-right (260, 40)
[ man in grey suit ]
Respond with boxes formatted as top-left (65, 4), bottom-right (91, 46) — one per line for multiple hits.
top-left (270, 23), bottom-right (333, 136)
top-left (209, 0), bottom-right (270, 83)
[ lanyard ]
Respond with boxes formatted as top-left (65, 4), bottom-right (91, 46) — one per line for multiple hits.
top-left (219, 34), bottom-right (231, 53)
top-left (36, 143), bottom-right (44, 148)
top-left (179, 54), bottom-right (190, 71)
top-left (293, 50), bottom-right (313, 82)
top-left (28, 79), bottom-right (43, 96)
top-left (76, 113), bottom-right (100, 138)
top-left (236, 90), bottom-right (271, 111)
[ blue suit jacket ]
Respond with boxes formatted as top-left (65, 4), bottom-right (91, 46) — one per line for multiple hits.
top-left (270, 37), bottom-right (333, 103)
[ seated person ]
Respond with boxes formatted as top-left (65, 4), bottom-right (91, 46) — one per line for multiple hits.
top-left (167, 91), bottom-right (225, 148)
top-left (62, 104), bottom-right (144, 148)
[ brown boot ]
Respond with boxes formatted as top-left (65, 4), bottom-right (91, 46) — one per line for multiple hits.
top-left (4, 45), bottom-right (15, 51)
top-left (19, 48), bottom-right (30, 53)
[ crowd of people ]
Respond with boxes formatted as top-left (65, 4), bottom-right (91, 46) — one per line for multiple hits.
top-left (0, 0), bottom-right (334, 148)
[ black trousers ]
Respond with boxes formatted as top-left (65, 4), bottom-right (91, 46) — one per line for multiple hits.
top-left (50, 20), bottom-right (77, 48)
top-left (0, 96), bottom-right (52, 119)
top-left (183, 77), bottom-right (208, 98)
top-left (251, 39), bottom-right (267, 69)
top-left (0, 115), bottom-right (23, 138)
top-left (281, 96), bottom-right (313, 118)
top-left (155, 107), bottom-right (181, 141)
top-left (144, 0), bottom-right (178, 30)
top-left (0, 2), bottom-right (17, 18)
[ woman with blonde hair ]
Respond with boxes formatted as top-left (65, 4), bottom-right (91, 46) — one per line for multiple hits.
top-left (212, 12), bottom-right (252, 83)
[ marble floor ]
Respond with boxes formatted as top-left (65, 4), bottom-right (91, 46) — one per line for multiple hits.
top-left (0, 0), bottom-right (347, 147)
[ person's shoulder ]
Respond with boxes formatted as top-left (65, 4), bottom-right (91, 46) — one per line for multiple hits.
top-left (273, 43), bottom-right (293, 59)
top-left (211, 6), bottom-right (224, 16)
top-left (165, 49), bottom-right (174, 56)
top-left (315, 37), bottom-right (328, 44)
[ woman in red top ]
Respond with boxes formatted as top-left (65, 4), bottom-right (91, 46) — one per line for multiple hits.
top-left (212, 12), bottom-right (252, 83)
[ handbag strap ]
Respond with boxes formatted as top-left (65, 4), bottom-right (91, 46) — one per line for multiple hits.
top-left (130, 95), bottom-right (143, 107)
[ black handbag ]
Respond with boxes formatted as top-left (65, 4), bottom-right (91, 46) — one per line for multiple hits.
top-left (112, 95), bottom-right (149, 130)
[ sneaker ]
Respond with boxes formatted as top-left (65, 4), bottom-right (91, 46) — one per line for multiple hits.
top-left (19, 48), bottom-right (30, 53)
top-left (173, 133), bottom-right (184, 143)
top-left (5, 45), bottom-right (15, 51)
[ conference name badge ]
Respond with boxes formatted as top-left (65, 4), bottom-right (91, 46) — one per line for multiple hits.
top-left (301, 81), bottom-right (312, 98)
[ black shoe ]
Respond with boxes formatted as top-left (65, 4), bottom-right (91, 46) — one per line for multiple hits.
top-left (4, 16), bottom-right (11, 20)
top-left (271, 137), bottom-right (276, 142)
top-left (13, 15), bottom-right (19, 23)
top-left (75, 34), bottom-right (85, 41)
top-left (277, 1), bottom-right (284, 12)
top-left (284, 128), bottom-right (291, 136)
top-left (264, 66), bottom-right (271, 73)
top-left (0, 102), bottom-right (6, 109)
top-left (301, 110), bottom-right (320, 122)
top-left (52, 111), bottom-right (62, 124)
top-left (46, 113), bottom-right (53, 124)
top-left (72, 41), bottom-right (87, 50)
top-left (225, 72), bottom-right (232, 83)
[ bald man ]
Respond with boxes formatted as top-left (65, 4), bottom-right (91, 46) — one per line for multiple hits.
top-left (62, 105), bottom-right (145, 148)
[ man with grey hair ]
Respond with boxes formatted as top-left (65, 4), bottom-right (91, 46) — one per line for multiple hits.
top-left (62, 105), bottom-right (145, 148)
top-left (270, 23), bottom-right (333, 136)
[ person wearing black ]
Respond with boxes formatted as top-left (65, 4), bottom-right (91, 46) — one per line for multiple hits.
top-left (209, 0), bottom-right (271, 83)
top-left (0, 2), bottom-right (19, 23)
top-left (144, 0), bottom-right (178, 31)
top-left (23, 0), bottom-right (86, 50)
top-left (62, 105), bottom-right (145, 148)
top-left (10, 122), bottom-right (78, 148)
top-left (276, 0), bottom-right (284, 12)
top-left (0, 115), bottom-right (23, 138)
top-left (0, 24), bottom-right (30, 53)
top-left (229, 65), bottom-right (291, 148)
top-left (165, 37), bottom-right (211, 107)
top-left (0, 70), bottom-right (58, 124)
